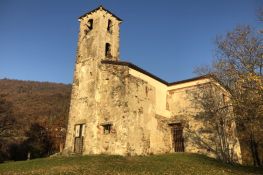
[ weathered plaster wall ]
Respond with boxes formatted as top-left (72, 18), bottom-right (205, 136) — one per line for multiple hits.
top-left (167, 82), bottom-right (242, 163)
top-left (83, 65), bottom-right (173, 155)
top-left (167, 86), bottom-right (205, 154)
top-left (90, 63), bottom-right (130, 155)
top-left (129, 69), bottom-right (170, 117)
top-left (127, 68), bottom-right (174, 154)
top-left (125, 74), bottom-right (174, 155)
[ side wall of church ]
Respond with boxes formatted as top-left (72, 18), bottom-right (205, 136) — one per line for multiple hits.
top-left (124, 68), bottom-right (174, 155)
top-left (74, 64), bottom-right (175, 156)
top-left (89, 65), bottom-right (174, 155)
top-left (125, 74), bottom-right (173, 155)
top-left (167, 83), bottom-right (210, 155)
top-left (166, 81), bottom-right (242, 163)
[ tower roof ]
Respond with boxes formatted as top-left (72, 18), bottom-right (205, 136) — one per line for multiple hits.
top-left (78, 5), bottom-right (122, 22)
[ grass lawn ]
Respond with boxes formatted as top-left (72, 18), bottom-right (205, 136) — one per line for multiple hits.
top-left (0, 153), bottom-right (262, 175)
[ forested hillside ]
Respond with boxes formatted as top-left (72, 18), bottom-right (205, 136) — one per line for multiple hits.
top-left (0, 79), bottom-right (71, 161)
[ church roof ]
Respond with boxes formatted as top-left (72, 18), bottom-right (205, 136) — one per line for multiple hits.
top-left (78, 5), bottom-right (122, 21)
top-left (101, 60), bottom-right (215, 86)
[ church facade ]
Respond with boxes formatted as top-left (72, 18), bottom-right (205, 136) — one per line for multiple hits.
top-left (64, 6), bottom-right (242, 163)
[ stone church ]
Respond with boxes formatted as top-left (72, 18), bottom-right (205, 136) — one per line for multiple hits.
top-left (64, 6), bottom-right (242, 162)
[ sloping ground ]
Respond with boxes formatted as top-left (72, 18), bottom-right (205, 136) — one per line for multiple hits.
top-left (0, 153), bottom-right (262, 175)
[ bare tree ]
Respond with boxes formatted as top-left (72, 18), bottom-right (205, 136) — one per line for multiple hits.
top-left (196, 26), bottom-right (263, 166)
top-left (258, 7), bottom-right (263, 34)
top-left (185, 82), bottom-right (239, 163)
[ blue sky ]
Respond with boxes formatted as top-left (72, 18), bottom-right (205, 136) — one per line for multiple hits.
top-left (0, 0), bottom-right (262, 84)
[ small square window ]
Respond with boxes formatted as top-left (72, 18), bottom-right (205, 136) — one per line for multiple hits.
top-left (102, 124), bottom-right (112, 134)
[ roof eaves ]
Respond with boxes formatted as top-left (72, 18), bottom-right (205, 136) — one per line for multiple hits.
top-left (101, 60), bottom-right (229, 92)
top-left (101, 60), bottom-right (168, 85)
top-left (168, 75), bottom-right (211, 86)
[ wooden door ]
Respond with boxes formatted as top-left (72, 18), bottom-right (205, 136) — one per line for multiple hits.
top-left (172, 123), bottom-right (184, 152)
top-left (74, 124), bottom-right (85, 154)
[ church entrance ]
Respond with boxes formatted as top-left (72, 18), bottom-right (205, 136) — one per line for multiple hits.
top-left (170, 123), bottom-right (184, 152)
top-left (74, 124), bottom-right (85, 154)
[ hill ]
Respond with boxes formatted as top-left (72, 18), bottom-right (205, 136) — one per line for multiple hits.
top-left (0, 79), bottom-right (71, 158)
top-left (0, 78), bottom-right (71, 134)
top-left (0, 153), bottom-right (262, 175)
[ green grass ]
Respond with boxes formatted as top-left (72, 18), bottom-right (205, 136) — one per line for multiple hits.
top-left (0, 153), bottom-right (262, 175)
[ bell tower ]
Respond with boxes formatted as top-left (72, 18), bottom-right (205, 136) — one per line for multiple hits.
top-left (64, 6), bottom-right (122, 154)
top-left (77, 6), bottom-right (122, 62)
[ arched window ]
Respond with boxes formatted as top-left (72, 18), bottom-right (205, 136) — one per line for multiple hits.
top-left (107, 19), bottom-right (112, 33)
top-left (105, 43), bottom-right (112, 58)
top-left (87, 19), bottom-right (93, 30)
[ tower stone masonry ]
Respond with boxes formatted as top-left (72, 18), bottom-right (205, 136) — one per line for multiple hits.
top-left (64, 6), bottom-right (242, 163)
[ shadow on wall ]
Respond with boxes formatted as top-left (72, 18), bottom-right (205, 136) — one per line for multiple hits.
top-left (180, 83), bottom-right (240, 163)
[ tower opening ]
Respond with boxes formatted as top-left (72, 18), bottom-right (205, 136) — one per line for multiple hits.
top-left (87, 19), bottom-right (93, 30)
top-left (105, 43), bottom-right (112, 58)
top-left (107, 19), bottom-right (112, 33)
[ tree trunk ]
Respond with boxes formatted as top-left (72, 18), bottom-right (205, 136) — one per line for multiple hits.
top-left (250, 133), bottom-right (261, 166)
